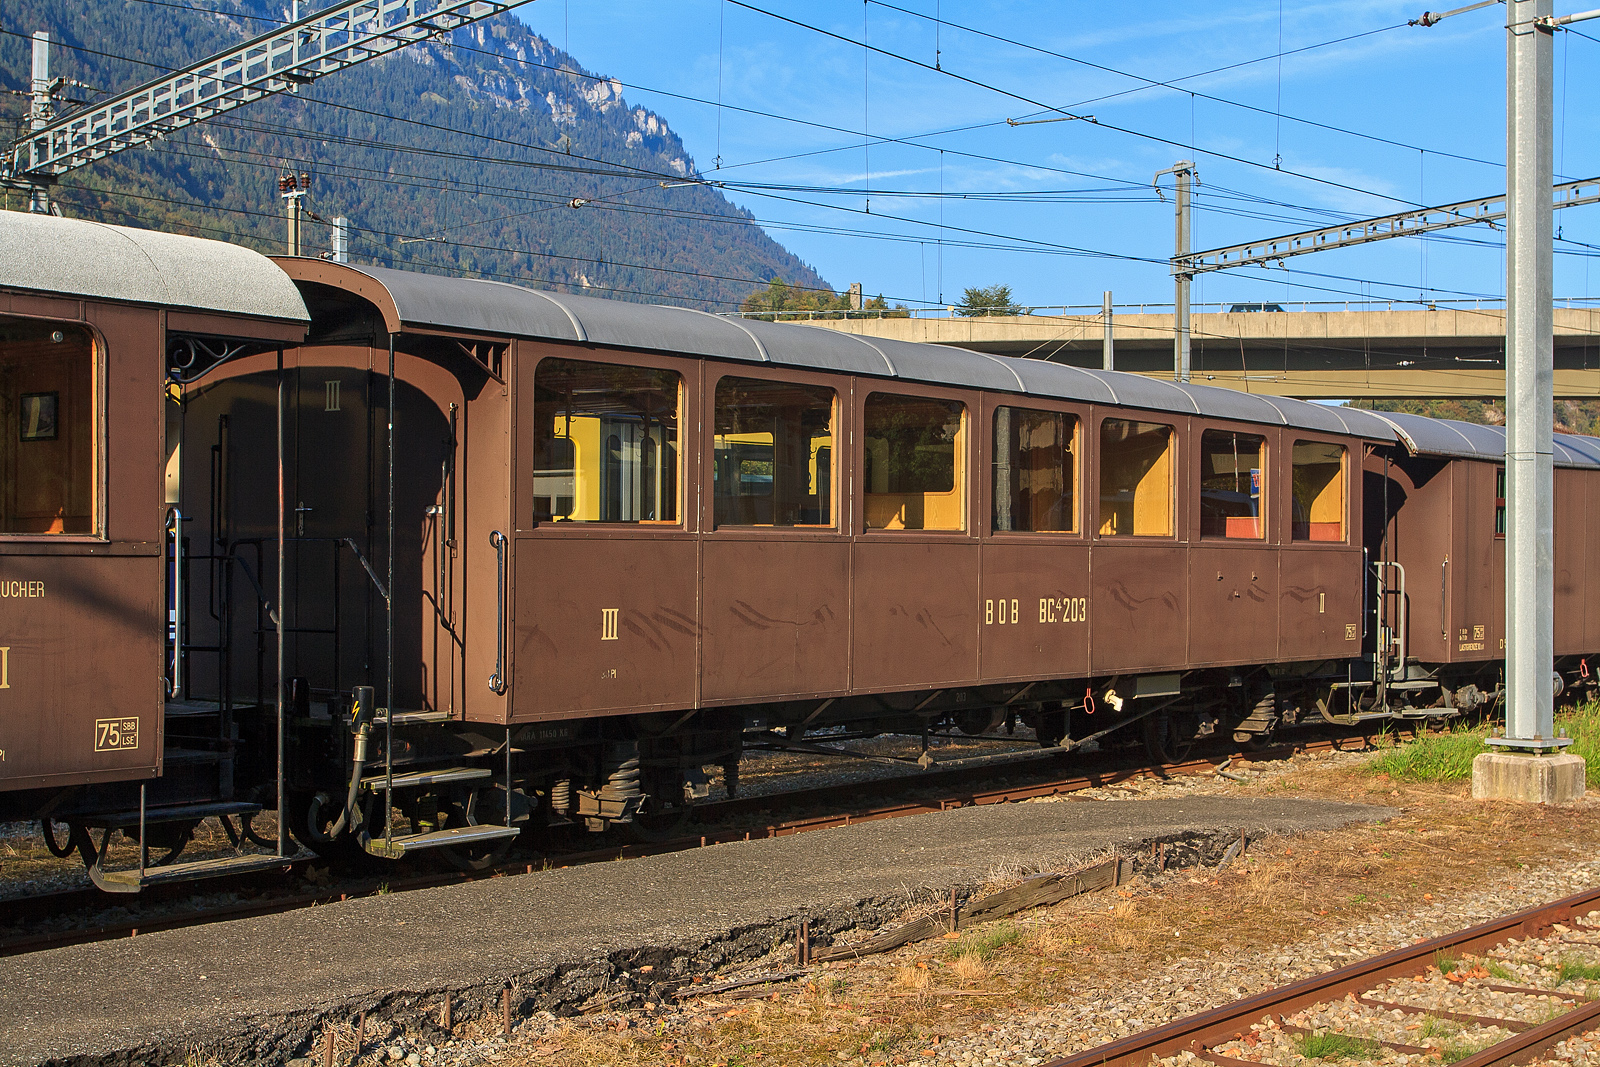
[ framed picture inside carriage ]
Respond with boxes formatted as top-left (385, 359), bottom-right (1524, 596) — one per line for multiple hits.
top-left (19, 391), bottom-right (58, 441)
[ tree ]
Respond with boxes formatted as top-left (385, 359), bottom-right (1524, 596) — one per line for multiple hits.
top-left (955, 284), bottom-right (1020, 317)
top-left (739, 278), bottom-right (909, 320)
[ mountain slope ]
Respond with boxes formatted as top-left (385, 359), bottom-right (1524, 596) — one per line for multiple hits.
top-left (0, 0), bottom-right (829, 309)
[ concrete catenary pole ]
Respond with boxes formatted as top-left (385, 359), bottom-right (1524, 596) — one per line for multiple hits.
top-left (1102, 291), bottom-right (1114, 371)
top-left (1155, 162), bottom-right (1195, 382)
top-left (28, 32), bottom-right (52, 214)
top-left (1504, 0), bottom-right (1556, 747)
top-left (332, 216), bottom-right (350, 263)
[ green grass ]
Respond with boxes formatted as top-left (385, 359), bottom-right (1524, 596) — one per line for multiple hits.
top-left (947, 922), bottom-right (1023, 962)
top-left (1435, 952), bottom-right (1460, 976)
top-left (1486, 960), bottom-right (1515, 981)
top-left (1557, 702), bottom-right (1600, 786)
top-left (1293, 1031), bottom-right (1381, 1060)
top-left (1553, 956), bottom-right (1600, 985)
top-left (1368, 724), bottom-right (1487, 782)
top-left (1365, 700), bottom-right (1600, 785)
top-left (1437, 1034), bottom-right (1493, 1064)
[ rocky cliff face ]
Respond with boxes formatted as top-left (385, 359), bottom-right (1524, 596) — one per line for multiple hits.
top-left (0, 1), bottom-right (828, 309)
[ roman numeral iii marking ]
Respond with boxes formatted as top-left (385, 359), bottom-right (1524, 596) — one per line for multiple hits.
top-left (600, 608), bottom-right (619, 641)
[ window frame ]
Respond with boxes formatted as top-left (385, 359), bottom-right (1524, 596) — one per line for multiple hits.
top-left (706, 369), bottom-right (841, 535)
top-left (1285, 435), bottom-right (1351, 547)
top-left (517, 348), bottom-right (694, 536)
top-left (855, 383), bottom-right (972, 537)
top-left (0, 313), bottom-right (105, 543)
top-left (984, 396), bottom-right (1084, 539)
top-left (1094, 413), bottom-right (1178, 540)
top-left (1196, 426), bottom-right (1269, 543)
top-left (1494, 465), bottom-right (1506, 539)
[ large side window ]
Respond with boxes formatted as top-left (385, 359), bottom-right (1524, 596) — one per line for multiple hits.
top-left (1291, 440), bottom-right (1346, 542)
top-left (1, 318), bottom-right (95, 535)
top-left (993, 406), bottom-right (1076, 533)
top-left (1199, 429), bottom-right (1265, 539)
top-left (714, 377), bottom-right (835, 527)
top-left (531, 358), bottom-right (680, 524)
top-left (863, 393), bottom-right (965, 531)
top-left (1098, 419), bottom-right (1173, 537)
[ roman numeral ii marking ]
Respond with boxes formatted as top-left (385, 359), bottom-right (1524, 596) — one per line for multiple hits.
top-left (0, 646), bottom-right (9, 689)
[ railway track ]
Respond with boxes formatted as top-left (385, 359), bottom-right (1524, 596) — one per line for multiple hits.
top-left (1046, 887), bottom-right (1600, 1067)
top-left (0, 730), bottom-right (1385, 958)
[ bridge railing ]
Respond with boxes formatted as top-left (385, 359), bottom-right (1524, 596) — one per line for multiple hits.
top-left (720, 296), bottom-right (1600, 322)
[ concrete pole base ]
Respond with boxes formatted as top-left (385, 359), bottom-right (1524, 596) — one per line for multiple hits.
top-left (1471, 751), bottom-right (1587, 804)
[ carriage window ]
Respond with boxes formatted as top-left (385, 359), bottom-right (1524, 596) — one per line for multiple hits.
top-left (993, 407), bottom-right (1076, 533)
top-left (1098, 419), bottom-right (1173, 537)
top-left (863, 393), bottom-right (965, 531)
top-left (714, 377), bottom-right (835, 527)
top-left (0, 318), bottom-right (96, 535)
top-left (1199, 429), bottom-right (1265, 539)
top-left (1291, 440), bottom-right (1346, 542)
top-left (531, 358), bottom-right (680, 523)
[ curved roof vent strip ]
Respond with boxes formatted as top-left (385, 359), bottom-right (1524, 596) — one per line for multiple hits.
top-left (835, 332), bottom-right (899, 376)
top-left (490, 280), bottom-right (588, 343)
top-left (672, 306), bottom-right (770, 362)
top-left (966, 349), bottom-right (1029, 393)
top-left (1250, 396), bottom-right (1299, 427)
top-left (1366, 412), bottom-right (1476, 458)
top-left (1024, 360), bottom-right (1121, 404)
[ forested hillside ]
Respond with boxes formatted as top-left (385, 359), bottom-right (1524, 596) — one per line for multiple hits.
top-left (1350, 398), bottom-right (1600, 437)
top-left (0, 0), bottom-right (830, 309)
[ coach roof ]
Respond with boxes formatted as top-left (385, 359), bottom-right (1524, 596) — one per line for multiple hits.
top-left (0, 212), bottom-right (309, 324)
top-left (1369, 410), bottom-right (1600, 470)
top-left (327, 262), bottom-right (1398, 441)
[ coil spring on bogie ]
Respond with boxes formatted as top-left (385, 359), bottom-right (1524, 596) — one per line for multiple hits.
top-left (599, 742), bottom-right (641, 801)
top-left (549, 778), bottom-right (572, 816)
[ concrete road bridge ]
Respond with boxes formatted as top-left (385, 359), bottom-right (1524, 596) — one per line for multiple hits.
top-left (772, 300), bottom-right (1600, 399)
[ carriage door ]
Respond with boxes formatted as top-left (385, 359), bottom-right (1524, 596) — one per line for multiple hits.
top-left (286, 367), bottom-right (373, 709)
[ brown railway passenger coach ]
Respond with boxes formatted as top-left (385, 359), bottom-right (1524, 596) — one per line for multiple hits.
top-left (0, 215), bottom-right (309, 887)
top-left (5, 213), bottom-right (1600, 890)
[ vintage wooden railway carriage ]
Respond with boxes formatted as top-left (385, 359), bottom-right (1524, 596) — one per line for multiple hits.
top-left (0, 214), bottom-right (310, 887)
top-left (5, 212), bottom-right (1600, 889)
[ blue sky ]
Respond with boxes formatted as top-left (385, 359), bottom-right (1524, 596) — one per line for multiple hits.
top-left (516, 0), bottom-right (1599, 312)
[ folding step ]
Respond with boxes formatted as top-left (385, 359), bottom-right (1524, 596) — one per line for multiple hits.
top-left (372, 708), bottom-right (455, 725)
top-left (362, 823), bottom-right (520, 859)
top-left (359, 766), bottom-right (491, 793)
top-left (83, 800), bottom-right (262, 830)
top-left (89, 851), bottom-right (309, 893)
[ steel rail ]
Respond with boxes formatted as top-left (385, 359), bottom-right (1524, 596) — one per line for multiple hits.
top-left (1042, 885), bottom-right (1600, 1067)
top-left (0, 730), bottom-right (1388, 957)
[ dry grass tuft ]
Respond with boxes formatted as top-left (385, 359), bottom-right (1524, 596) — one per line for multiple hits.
top-left (948, 954), bottom-right (989, 984)
top-left (896, 964), bottom-right (932, 991)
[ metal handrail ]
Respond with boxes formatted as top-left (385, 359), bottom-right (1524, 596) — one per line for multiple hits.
top-left (166, 508), bottom-right (185, 699)
top-left (488, 530), bottom-right (507, 694)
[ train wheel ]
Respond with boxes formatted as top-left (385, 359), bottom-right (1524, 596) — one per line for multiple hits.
top-left (1142, 711), bottom-right (1195, 765)
top-left (628, 771), bottom-right (693, 843)
top-left (437, 787), bottom-right (519, 873)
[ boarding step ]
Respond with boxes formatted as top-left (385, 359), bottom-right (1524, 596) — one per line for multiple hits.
top-left (164, 700), bottom-right (234, 718)
top-left (360, 766), bottom-right (491, 793)
top-left (89, 850), bottom-right (308, 893)
top-left (83, 800), bottom-right (262, 830)
top-left (362, 823), bottom-right (520, 859)
top-left (372, 708), bottom-right (456, 725)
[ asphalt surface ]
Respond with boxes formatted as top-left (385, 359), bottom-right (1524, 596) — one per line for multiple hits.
top-left (0, 796), bottom-right (1391, 1065)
